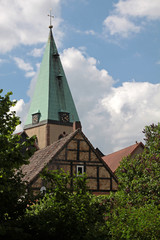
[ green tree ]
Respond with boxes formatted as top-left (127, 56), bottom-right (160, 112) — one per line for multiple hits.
top-left (22, 170), bottom-right (110, 240)
top-left (116, 123), bottom-right (160, 206)
top-left (106, 123), bottom-right (160, 239)
top-left (106, 203), bottom-right (160, 240)
top-left (0, 89), bottom-right (35, 222)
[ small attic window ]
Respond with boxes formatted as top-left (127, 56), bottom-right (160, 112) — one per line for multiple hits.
top-left (77, 165), bottom-right (84, 176)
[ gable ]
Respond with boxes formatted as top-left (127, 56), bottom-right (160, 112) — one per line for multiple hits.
top-left (23, 129), bottom-right (118, 194)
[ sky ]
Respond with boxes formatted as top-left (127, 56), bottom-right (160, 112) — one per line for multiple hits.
top-left (0, 0), bottom-right (160, 154)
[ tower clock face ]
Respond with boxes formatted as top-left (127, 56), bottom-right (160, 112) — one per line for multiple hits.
top-left (59, 112), bottom-right (70, 123)
top-left (32, 113), bottom-right (40, 124)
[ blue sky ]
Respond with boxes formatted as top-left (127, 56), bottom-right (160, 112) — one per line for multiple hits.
top-left (1, 0), bottom-right (160, 154)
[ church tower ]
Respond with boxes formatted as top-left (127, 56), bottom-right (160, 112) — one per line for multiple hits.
top-left (24, 20), bottom-right (80, 149)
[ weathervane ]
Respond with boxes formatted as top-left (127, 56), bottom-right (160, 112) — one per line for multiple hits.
top-left (48, 9), bottom-right (54, 28)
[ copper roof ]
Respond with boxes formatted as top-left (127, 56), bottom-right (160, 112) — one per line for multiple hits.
top-left (102, 142), bottom-right (144, 173)
top-left (24, 27), bottom-right (79, 129)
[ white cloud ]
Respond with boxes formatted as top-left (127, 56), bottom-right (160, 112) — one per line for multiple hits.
top-left (0, 0), bottom-right (63, 53)
top-left (101, 82), bottom-right (160, 152)
top-left (14, 57), bottom-right (36, 78)
top-left (10, 99), bottom-right (25, 114)
top-left (115, 0), bottom-right (160, 20)
top-left (28, 46), bottom-right (45, 57)
top-left (14, 57), bottom-right (33, 72)
top-left (103, 15), bottom-right (140, 38)
top-left (10, 99), bottom-right (29, 133)
top-left (25, 71), bottom-right (36, 78)
top-left (104, 0), bottom-right (160, 38)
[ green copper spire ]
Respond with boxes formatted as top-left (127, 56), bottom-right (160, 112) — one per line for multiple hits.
top-left (24, 27), bottom-right (79, 128)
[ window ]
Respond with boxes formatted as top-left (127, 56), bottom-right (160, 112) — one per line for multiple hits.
top-left (77, 165), bottom-right (84, 176)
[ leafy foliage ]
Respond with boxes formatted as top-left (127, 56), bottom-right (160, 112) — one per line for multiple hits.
top-left (105, 123), bottom-right (160, 239)
top-left (116, 123), bottom-right (160, 206)
top-left (0, 89), bottom-right (35, 222)
top-left (22, 170), bottom-right (110, 240)
top-left (106, 203), bottom-right (160, 240)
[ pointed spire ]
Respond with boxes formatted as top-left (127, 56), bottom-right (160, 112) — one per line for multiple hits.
top-left (24, 21), bottom-right (79, 129)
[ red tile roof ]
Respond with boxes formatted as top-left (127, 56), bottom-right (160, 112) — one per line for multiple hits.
top-left (102, 142), bottom-right (144, 173)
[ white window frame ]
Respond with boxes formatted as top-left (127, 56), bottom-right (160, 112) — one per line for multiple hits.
top-left (77, 165), bottom-right (84, 176)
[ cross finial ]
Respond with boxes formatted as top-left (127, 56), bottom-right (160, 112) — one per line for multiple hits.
top-left (48, 9), bottom-right (54, 28)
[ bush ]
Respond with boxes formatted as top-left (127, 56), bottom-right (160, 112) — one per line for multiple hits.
top-left (22, 170), bottom-right (110, 240)
top-left (106, 204), bottom-right (160, 240)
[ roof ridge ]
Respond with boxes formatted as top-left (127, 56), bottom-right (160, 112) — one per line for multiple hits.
top-left (104, 142), bottom-right (141, 157)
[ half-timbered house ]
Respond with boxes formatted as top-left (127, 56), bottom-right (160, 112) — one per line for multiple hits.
top-left (22, 129), bottom-right (118, 195)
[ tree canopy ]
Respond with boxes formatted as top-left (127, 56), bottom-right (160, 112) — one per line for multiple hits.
top-left (0, 89), bottom-right (35, 222)
top-left (105, 123), bottom-right (160, 239)
top-left (21, 170), bottom-right (109, 240)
